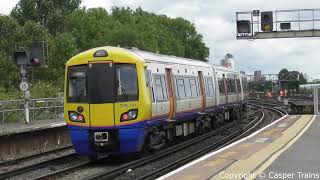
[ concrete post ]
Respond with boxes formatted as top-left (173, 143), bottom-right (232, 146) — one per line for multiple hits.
top-left (20, 66), bottom-right (30, 124)
top-left (25, 98), bottom-right (30, 124)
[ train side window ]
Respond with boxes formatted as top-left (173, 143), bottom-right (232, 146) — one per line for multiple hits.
top-left (232, 77), bottom-right (236, 94)
top-left (227, 75), bottom-right (236, 94)
top-left (227, 78), bottom-right (232, 94)
top-left (177, 78), bottom-right (186, 99)
top-left (204, 77), bottom-right (208, 96)
top-left (146, 69), bottom-right (155, 102)
top-left (242, 77), bottom-right (248, 94)
top-left (236, 77), bottom-right (241, 94)
top-left (184, 77), bottom-right (192, 98)
top-left (218, 77), bottom-right (225, 95)
top-left (154, 76), bottom-right (164, 101)
top-left (161, 75), bottom-right (169, 100)
top-left (190, 78), bottom-right (198, 98)
top-left (154, 75), bottom-right (168, 102)
top-left (206, 77), bottom-right (214, 97)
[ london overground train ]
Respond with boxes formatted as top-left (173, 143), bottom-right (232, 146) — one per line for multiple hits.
top-left (64, 46), bottom-right (249, 159)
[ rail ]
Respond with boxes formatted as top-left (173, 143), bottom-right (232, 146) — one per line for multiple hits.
top-left (0, 98), bottom-right (64, 124)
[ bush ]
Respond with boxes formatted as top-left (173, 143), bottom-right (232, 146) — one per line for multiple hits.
top-left (0, 86), bottom-right (21, 100)
top-left (29, 81), bottom-right (62, 98)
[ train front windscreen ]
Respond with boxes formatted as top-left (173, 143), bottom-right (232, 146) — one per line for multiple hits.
top-left (67, 63), bottom-right (138, 104)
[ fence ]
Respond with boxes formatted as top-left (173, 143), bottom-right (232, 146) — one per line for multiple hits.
top-left (0, 98), bottom-right (64, 124)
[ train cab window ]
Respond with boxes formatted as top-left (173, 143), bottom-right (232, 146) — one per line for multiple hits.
top-left (67, 65), bottom-right (88, 103)
top-left (116, 64), bottom-right (139, 102)
top-left (206, 77), bottom-right (214, 97)
top-left (154, 75), bottom-right (168, 102)
top-left (190, 78), bottom-right (199, 98)
top-left (177, 78), bottom-right (186, 99)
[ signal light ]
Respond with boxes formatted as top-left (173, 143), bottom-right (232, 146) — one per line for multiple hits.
top-left (261, 11), bottom-right (273, 32)
top-left (237, 20), bottom-right (251, 33)
top-left (30, 42), bottom-right (44, 66)
top-left (14, 51), bottom-right (28, 66)
top-left (30, 58), bottom-right (40, 66)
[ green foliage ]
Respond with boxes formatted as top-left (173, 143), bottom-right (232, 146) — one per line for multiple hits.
top-left (11, 0), bottom-right (82, 34)
top-left (29, 81), bottom-right (62, 98)
top-left (31, 32), bottom-right (78, 88)
top-left (66, 7), bottom-right (209, 60)
top-left (0, 85), bottom-right (21, 100)
top-left (1, 2), bottom-right (210, 100)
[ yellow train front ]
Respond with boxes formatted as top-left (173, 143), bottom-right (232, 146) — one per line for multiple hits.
top-left (64, 47), bottom-right (151, 158)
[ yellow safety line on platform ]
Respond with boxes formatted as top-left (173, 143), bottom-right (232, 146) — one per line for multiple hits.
top-left (211, 115), bottom-right (314, 180)
top-left (249, 115), bottom-right (316, 180)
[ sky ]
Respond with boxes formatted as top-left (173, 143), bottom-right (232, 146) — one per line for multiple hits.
top-left (2, 0), bottom-right (320, 80)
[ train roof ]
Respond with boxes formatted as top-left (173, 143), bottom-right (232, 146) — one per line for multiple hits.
top-left (66, 46), bottom-right (241, 75)
top-left (129, 48), bottom-right (212, 68)
top-left (130, 48), bottom-right (240, 74)
top-left (66, 46), bottom-right (145, 66)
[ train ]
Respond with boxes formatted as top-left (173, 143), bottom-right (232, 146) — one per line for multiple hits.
top-left (64, 46), bottom-right (249, 160)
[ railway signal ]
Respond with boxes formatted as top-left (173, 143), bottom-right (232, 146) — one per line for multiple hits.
top-left (13, 42), bottom-right (46, 124)
top-left (236, 8), bottom-right (320, 39)
top-left (237, 20), bottom-right (251, 33)
top-left (30, 58), bottom-right (41, 66)
top-left (13, 42), bottom-right (46, 67)
top-left (29, 42), bottom-right (45, 66)
top-left (261, 11), bottom-right (273, 32)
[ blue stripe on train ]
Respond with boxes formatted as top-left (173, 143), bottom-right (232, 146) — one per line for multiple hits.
top-left (68, 102), bottom-right (245, 156)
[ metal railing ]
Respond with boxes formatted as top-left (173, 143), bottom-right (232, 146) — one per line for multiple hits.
top-left (0, 98), bottom-right (64, 124)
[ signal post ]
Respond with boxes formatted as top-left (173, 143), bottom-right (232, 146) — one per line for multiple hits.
top-left (13, 42), bottom-right (46, 124)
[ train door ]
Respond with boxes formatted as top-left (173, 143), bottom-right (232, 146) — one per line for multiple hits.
top-left (166, 68), bottom-right (176, 120)
top-left (223, 74), bottom-right (228, 103)
top-left (198, 71), bottom-right (206, 112)
top-left (88, 62), bottom-right (115, 127)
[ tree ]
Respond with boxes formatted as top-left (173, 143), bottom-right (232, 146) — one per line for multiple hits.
top-left (11, 0), bottom-right (82, 34)
top-left (65, 8), bottom-right (115, 51)
top-left (1, 4), bottom-right (211, 100)
top-left (45, 32), bottom-right (78, 86)
top-left (278, 68), bottom-right (307, 92)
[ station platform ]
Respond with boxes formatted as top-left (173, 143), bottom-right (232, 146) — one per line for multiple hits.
top-left (0, 119), bottom-right (65, 136)
top-left (0, 119), bottom-right (70, 162)
top-left (159, 114), bottom-right (318, 180)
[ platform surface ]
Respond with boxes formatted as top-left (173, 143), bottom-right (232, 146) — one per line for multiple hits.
top-left (0, 119), bottom-right (65, 136)
top-left (159, 115), bottom-right (317, 180)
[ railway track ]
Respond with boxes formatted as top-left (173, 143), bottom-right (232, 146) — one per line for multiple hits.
top-left (0, 146), bottom-right (73, 168)
top-left (0, 147), bottom-right (78, 180)
top-left (1, 104), bottom-right (284, 180)
top-left (114, 104), bottom-right (285, 180)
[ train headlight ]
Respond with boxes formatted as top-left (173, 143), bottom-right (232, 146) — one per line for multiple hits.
top-left (70, 112), bottom-right (78, 121)
top-left (68, 111), bottom-right (85, 123)
top-left (121, 109), bottom-right (138, 122)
